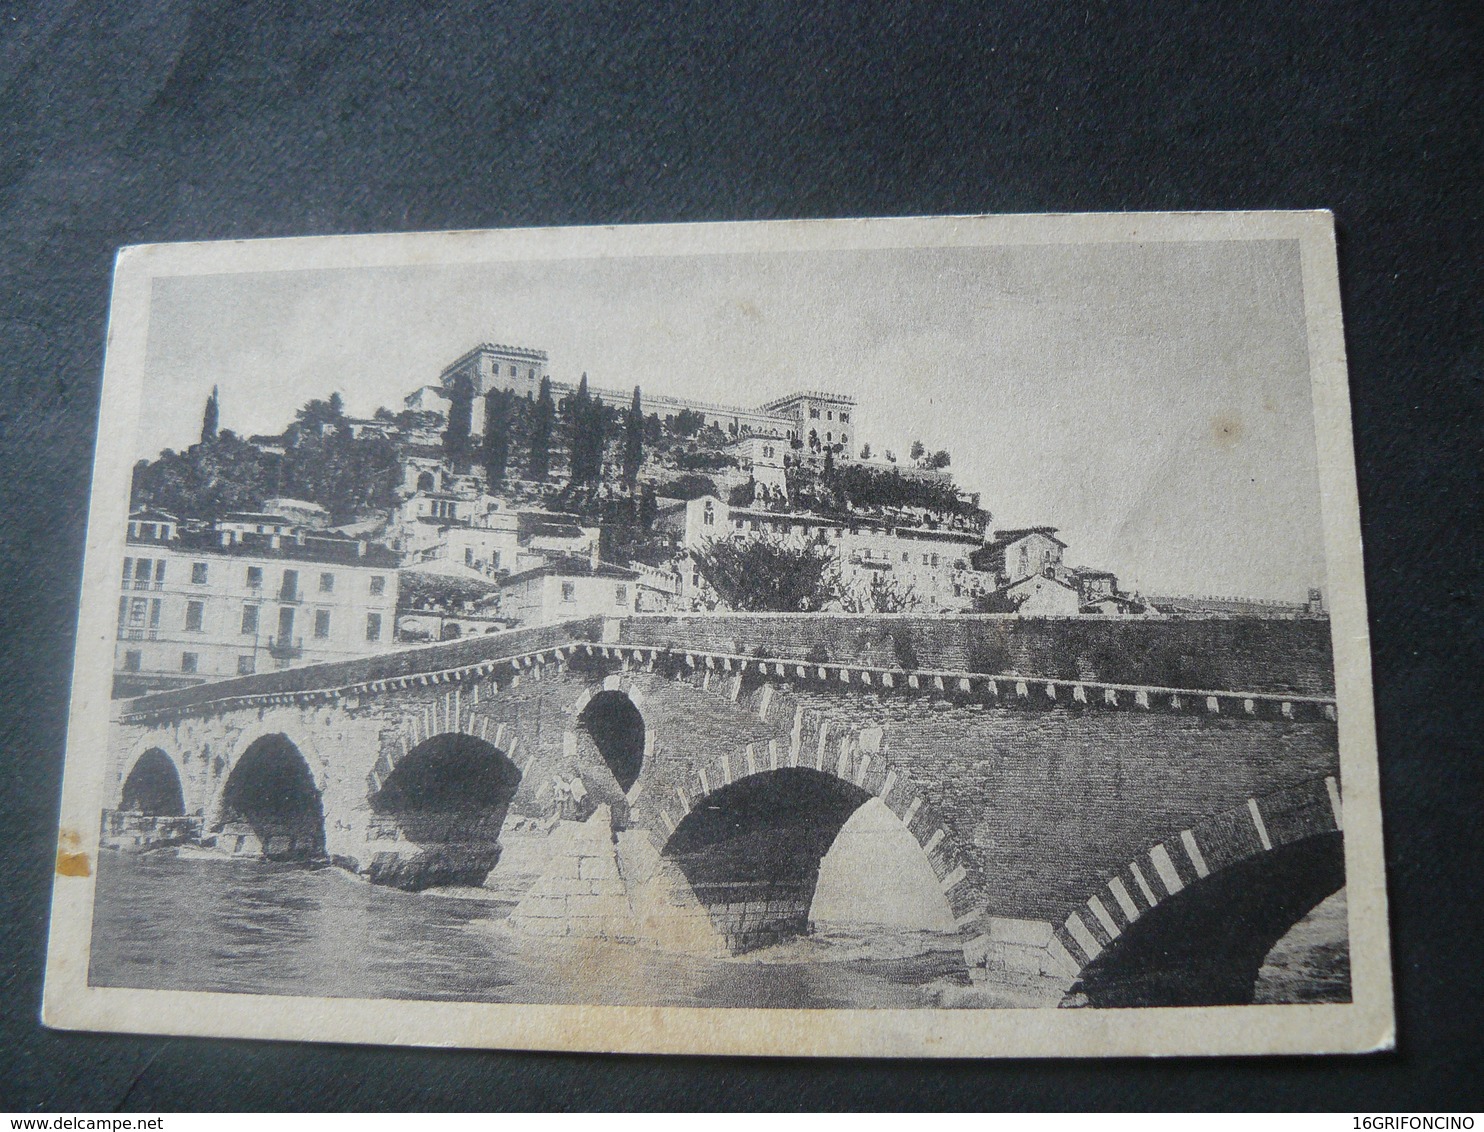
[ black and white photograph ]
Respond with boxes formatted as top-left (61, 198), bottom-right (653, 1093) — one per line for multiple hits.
top-left (43, 212), bottom-right (1391, 1058)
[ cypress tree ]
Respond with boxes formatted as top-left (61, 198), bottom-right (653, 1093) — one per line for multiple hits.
top-left (483, 389), bottom-right (510, 488)
top-left (201, 385), bottom-right (220, 444)
top-left (588, 387), bottom-right (606, 483)
top-left (528, 376), bottom-right (554, 481)
top-left (638, 483), bottom-right (658, 528)
top-left (623, 386), bottom-right (644, 486)
top-left (443, 374), bottom-right (473, 463)
top-left (569, 373), bottom-right (592, 482)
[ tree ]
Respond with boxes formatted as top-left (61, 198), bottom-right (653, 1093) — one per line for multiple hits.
top-left (638, 483), bottom-right (658, 528)
top-left (910, 439), bottom-right (926, 464)
top-left (200, 386), bottom-right (219, 444)
top-left (841, 571), bottom-right (920, 613)
top-left (670, 408), bottom-right (705, 437)
top-left (664, 473), bottom-right (718, 501)
top-left (528, 376), bottom-right (554, 480)
top-left (566, 373), bottom-right (609, 485)
top-left (295, 395), bottom-right (346, 437)
top-left (692, 535), bottom-right (841, 612)
top-left (588, 386), bottom-right (607, 481)
top-left (442, 374), bottom-right (473, 462)
top-left (927, 449), bottom-right (952, 470)
top-left (482, 389), bottom-right (511, 488)
top-left (622, 386), bottom-right (644, 486)
top-left (823, 444), bottom-right (834, 474)
top-left (859, 441), bottom-right (872, 460)
top-left (884, 449), bottom-right (897, 463)
top-left (567, 373), bottom-right (592, 482)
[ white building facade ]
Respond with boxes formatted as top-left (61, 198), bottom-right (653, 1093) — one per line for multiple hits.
top-left (116, 515), bottom-right (400, 697)
top-left (664, 495), bottom-right (988, 612)
top-left (498, 560), bottom-right (642, 626)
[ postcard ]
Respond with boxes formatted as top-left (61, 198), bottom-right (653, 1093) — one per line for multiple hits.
top-left (44, 211), bottom-right (1392, 1057)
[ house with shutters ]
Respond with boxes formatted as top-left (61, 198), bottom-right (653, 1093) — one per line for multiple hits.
top-left (115, 511), bottom-right (400, 697)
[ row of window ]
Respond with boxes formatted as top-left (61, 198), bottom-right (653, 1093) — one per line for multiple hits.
top-left (121, 649), bottom-right (254, 676)
top-left (560, 582), bottom-right (627, 604)
top-left (122, 557), bottom-right (387, 596)
top-left (119, 598), bottom-right (384, 641)
top-left (463, 547), bottom-right (502, 568)
top-left (501, 364), bottom-right (539, 379)
top-left (806, 408), bottom-right (850, 423)
top-left (705, 500), bottom-right (962, 564)
top-left (805, 429), bottom-right (848, 446)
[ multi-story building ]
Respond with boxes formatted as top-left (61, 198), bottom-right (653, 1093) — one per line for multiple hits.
top-left (661, 495), bottom-right (989, 611)
top-left (436, 341), bottom-right (858, 455)
top-left (756, 391), bottom-right (859, 461)
top-left (388, 491), bottom-right (600, 577)
top-left (439, 342), bottom-right (553, 405)
top-left (498, 557), bottom-right (643, 626)
top-left (972, 527), bottom-right (1068, 586)
top-left (729, 433), bottom-right (789, 497)
top-left (115, 511), bottom-right (401, 697)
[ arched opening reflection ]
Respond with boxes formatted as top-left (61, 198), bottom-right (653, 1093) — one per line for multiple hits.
top-left (369, 732), bottom-right (521, 890)
top-left (664, 767), bottom-right (960, 955)
top-left (217, 734), bottom-right (326, 861)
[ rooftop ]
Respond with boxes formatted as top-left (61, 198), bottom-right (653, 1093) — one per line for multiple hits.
top-left (987, 527), bottom-right (1067, 549)
top-left (501, 556), bottom-right (639, 587)
top-left (128, 526), bottom-right (401, 568)
top-left (442, 343), bottom-right (550, 374)
top-left (757, 390), bottom-right (859, 411)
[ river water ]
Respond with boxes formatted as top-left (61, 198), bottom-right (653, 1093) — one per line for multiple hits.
top-left (88, 852), bottom-right (973, 1009)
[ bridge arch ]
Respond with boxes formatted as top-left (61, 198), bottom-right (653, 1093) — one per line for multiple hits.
top-left (662, 767), bottom-right (869, 952)
top-left (212, 732), bottom-right (327, 861)
top-left (577, 689), bottom-right (647, 794)
top-left (1057, 776), bottom-right (1347, 1007)
top-left (655, 752), bottom-right (971, 953)
top-left (367, 731), bottom-right (522, 890)
top-left (113, 729), bottom-right (190, 810)
top-left (119, 748), bottom-right (186, 816)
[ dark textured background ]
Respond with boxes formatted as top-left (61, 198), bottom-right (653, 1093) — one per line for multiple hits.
top-left (1, 0), bottom-right (1479, 1111)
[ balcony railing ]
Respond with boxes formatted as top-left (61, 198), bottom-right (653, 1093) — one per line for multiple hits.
top-left (118, 628), bottom-right (160, 641)
top-left (130, 579), bottom-right (165, 591)
top-left (267, 635), bottom-right (304, 660)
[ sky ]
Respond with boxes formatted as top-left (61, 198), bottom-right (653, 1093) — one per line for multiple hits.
top-left (139, 236), bottom-right (1325, 601)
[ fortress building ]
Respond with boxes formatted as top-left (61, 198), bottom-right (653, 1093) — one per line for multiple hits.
top-left (437, 342), bottom-right (857, 456)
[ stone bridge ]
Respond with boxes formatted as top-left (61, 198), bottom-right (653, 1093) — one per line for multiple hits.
top-left (103, 613), bottom-right (1344, 1007)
